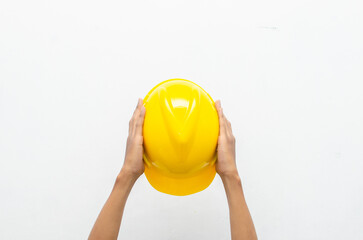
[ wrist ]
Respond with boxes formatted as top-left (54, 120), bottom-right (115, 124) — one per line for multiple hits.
top-left (111, 169), bottom-right (137, 199)
top-left (120, 164), bottom-right (142, 179)
top-left (116, 168), bottom-right (139, 186)
top-left (219, 171), bottom-right (241, 184)
top-left (219, 168), bottom-right (240, 180)
top-left (220, 172), bottom-right (244, 201)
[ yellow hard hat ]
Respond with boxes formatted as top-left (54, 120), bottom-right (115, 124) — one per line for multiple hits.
top-left (142, 79), bottom-right (219, 196)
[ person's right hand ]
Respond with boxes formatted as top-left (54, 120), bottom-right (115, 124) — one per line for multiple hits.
top-left (215, 100), bottom-right (239, 178)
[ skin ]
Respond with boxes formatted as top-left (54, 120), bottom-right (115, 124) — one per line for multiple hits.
top-left (215, 100), bottom-right (258, 240)
top-left (88, 98), bottom-right (257, 240)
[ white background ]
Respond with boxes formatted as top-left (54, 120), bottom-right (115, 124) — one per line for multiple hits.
top-left (1, 0), bottom-right (363, 239)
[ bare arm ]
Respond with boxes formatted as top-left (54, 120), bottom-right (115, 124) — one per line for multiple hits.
top-left (88, 99), bottom-right (146, 240)
top-left (215, 100), bottom-right (258, 240)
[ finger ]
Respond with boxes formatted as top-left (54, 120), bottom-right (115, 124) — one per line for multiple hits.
top-left (129, 98), bottom-right (142, 134)
top-left (215, 100), bottom-right (227, 136)
top-left (132, 98), bottom-right (143, 119)
top-left (215, 100), bottom-right (223, 125)
top-left (134, 102), bottom-right (146, 136)
top-left (221, 108), bottom-right (229, 135)
top-left (222, 110), bottom-right (234, 140)
top-left (226, 119), bottom-right (233, 137)
top-left (215, 100), bottom-right (221, 110)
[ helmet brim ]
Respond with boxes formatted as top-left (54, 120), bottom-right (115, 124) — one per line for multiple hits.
top-left (144, 157), bottom-right (217, 196)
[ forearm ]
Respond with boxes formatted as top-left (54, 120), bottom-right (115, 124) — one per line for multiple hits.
top-left (221, 173), bottom-right (257, 240)
top-left (88, 170), bottom-right (137, 240)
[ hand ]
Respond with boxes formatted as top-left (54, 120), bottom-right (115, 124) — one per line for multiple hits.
top-left (215, 100), bottom-right (239, 178)
top-left (121, 98), bottom-right (146, 180)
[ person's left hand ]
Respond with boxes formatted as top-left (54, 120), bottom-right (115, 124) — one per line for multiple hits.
top-left (121, 98), bottom-right (146, 179)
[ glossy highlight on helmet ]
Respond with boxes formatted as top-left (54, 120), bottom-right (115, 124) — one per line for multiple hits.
top-left (142, 79), bottom-right (219, 196)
